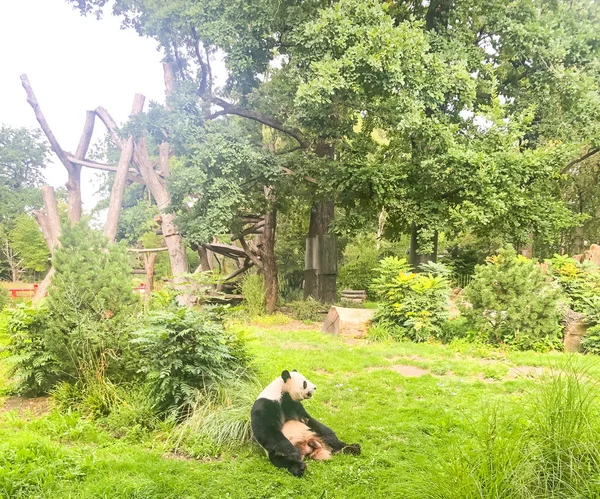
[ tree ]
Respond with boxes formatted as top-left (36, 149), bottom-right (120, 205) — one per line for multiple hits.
top-left (0, 125), bottom-right (49, 281)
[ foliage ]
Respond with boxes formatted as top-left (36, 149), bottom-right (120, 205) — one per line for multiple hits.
top-left (0, 125), bottom-right (47, 226)
top-left (8, 214), bottom-right (50, 275)
top-left (131, 308), bottom-right (251, 418)
top-left (338, 239), bottom-right (379, 294)
top-left (582, 325), bottom-right (600, 355)
top-left (1, 304), bottom-right (59, 395)
top-left (0, 288), bottom-right (8, 312)
top-left (546, 254), bottom-right (600, 315)
top-left (463, 246), bottom-right (564, 351)
top-left (168, 378), bottom-right (261, 455)
top-left (240, 273), bottom-right (265, 317)
top-left (3, 223), bottom-right (140, 395)
top-left (371, 257), bottom-right (451, 342)
top-left (412, 361), bottom-right (600, 498)
top-left (286, 297), bottom-right (325, 322)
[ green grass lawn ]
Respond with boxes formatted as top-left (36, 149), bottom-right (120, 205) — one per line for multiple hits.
top-left (2, 317), bottom-right (600, 498)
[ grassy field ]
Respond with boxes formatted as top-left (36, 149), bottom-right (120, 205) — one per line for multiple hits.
top-left (1, 315), bottom-right (600, 498)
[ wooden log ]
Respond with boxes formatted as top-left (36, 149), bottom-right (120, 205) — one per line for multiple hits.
top-left (104, 93), bottom-right (146, 242)
top-left (321, 306), bottom-right (376, 338)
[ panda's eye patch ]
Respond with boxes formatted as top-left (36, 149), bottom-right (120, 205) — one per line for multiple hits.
top-left (303, 381), bottom-right (307, 389)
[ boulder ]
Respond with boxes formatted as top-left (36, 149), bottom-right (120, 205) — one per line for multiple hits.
top-left (321, 306), bottom-right (376, 338)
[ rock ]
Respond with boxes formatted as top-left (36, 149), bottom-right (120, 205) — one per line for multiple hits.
top-left (562, 308), bottom-right (587, 353)
top-left (321, 306), bottom-right (376, 338)
top-left (583, 244), bottom-right (600, 266)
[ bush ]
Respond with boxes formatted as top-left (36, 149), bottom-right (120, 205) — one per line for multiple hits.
top-left (370, 257), bottom-right (451, 342)
top-left (0, 288), bottom-right (8, 312)
top-left (287, 297), bottom-right (326, 322)
top-left (463, 246), bottom-right (564, 351)
top-left (241, 273), bottom-right (265, 316)
top-left (4, 223), bottom-right (140, 396)
top-left (438, 316), bottom-right (471, 343)
top-left (2, 304), bottom-right (60, 395)
top-left (131, 308), bottom-right (251, 418)
top-left (547, 254), bottom-right (600, 314)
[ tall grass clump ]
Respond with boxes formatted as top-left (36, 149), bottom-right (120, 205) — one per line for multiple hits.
top-left (407, 359), bottom-right (600, 498)
top-left (241, 273), bottom-right (265, 316)
top-left (167, 377), bottom-right (261, 455)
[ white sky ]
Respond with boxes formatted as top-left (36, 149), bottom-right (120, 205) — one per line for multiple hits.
top-left (0, 0), bottom-right (166, 211)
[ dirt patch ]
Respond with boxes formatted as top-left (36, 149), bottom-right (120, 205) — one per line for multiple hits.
top-left (505, 366), bottom-right (546, 380)
top-left (281, 342), bottom-right (319, 350)
top-left (163, 452), bottom-right (223, 463)
top-left (366, 364), bottom-right (430, 377)
top-left (1, 396), bottom-right (52, 418)
top-left (390, 365), bottom-right (430, 377)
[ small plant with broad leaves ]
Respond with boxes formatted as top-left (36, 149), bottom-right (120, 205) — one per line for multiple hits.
top-left (370, 257), bottom-right (451, 342)
top-left (131, 307), bottom-right (251, 419)
top-left (463, 246), bottom-right (564, 351)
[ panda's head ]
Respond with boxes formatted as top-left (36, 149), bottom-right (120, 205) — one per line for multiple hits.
top-left (281, 369), bottom-right (317, 401)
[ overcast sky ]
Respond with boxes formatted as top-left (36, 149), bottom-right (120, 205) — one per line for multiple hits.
top-left (1, 0), bottom-right (166, 211)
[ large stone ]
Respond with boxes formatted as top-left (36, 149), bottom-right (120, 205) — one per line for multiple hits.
top-left (583, 244), bottom-right (600, 266)
top-left (562, 308), bottom-right (587, 353)
top-left (321, 306), bottom-right (376, 338)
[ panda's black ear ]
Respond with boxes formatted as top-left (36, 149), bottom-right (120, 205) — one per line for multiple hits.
top-left (292, 369), bottom-right (297, 372)
top-left (281, 370), bottom-right (291, 382)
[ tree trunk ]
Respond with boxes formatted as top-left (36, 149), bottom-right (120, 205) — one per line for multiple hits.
top-left (304, 199), bottom-right (336, 303)
top-left (104, 94), bottom-right (145, 242)
top-left (32, 186), bottom-right (62, 302)
top-left (143, 252), bottom-right (156, 302)
top-left (262, 207), bottom-right (278, 314)
top-left (410, 224), bottom-right (438, 270)
top-left (197, 246), bottom-right (213, 271)
top-left (68, 110), bottom-right (96, 224)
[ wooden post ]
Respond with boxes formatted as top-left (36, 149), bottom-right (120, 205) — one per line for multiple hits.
top-left (104, 94), bottom-right (146, 242)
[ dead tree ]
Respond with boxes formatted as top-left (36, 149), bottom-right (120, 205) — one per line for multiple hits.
top-left (104, 94), bottom-right (146, 242)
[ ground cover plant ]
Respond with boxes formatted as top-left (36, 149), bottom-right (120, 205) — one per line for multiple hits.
top-left (2, 315), bottom-right (600, 498)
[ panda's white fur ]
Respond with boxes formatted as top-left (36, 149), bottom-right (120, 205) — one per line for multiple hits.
top-left (257, 370), bottom-right (317, 402)
top-left (250, 369), bottom-right (360, 477)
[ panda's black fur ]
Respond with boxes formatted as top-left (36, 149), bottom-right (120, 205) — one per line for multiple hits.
top-left (251, 369), bottom-right (361, 477)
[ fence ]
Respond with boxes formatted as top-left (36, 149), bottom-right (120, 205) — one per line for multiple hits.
top-left (7, 283), bottom-right (147, 299)
top-left (451, 273), bottom-right (474, 289)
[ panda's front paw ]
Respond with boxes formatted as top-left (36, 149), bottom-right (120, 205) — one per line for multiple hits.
top-left (342, 443), bottom-right (361, 456)
top-left (288, 461), bottom-right (307, 477)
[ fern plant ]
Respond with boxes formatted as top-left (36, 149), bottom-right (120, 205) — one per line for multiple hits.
top-left (131, 308), bottom-right (251, 418)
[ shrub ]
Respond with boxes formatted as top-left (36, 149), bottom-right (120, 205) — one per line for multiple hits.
top-left (287, 297), bottom-right (326, 322)
top-left (4, 223), bottom-right (140, 395)
top-left (2, 304), bottom-right (60, 395)
top-left (0, 288), bottom-right (8, 312)
top-left (463, 246), bottom-right (564, 351)
top-left (370, 257), bottom-right (451, 342)
top-left (438, 317), bottom-right (471, 343)
top-left (131, 308), bottom-right (251, 418)
top-left (241, 273), bottom-right (265, 316)
top-left (547, 254), bottom-right (600, 314)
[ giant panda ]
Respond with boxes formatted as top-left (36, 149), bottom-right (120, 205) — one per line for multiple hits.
top-left (251, 369), bottom-right (361, 477)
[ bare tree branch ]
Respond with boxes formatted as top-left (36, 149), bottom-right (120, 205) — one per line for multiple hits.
top-left (94, 106), bottom-right (124, 148)
top-left (65, 155), bottom-right (145, 183)
top-left (68, 110), bottom-right (96, 223)
top-left (209, 97), bottom-right (308, 149)
top-left (20, 74), bottom-right (74, 175)
top-left (562, 148), bottom-right (600, 175)
top-left (239, 235), bottom-right (263, 269)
